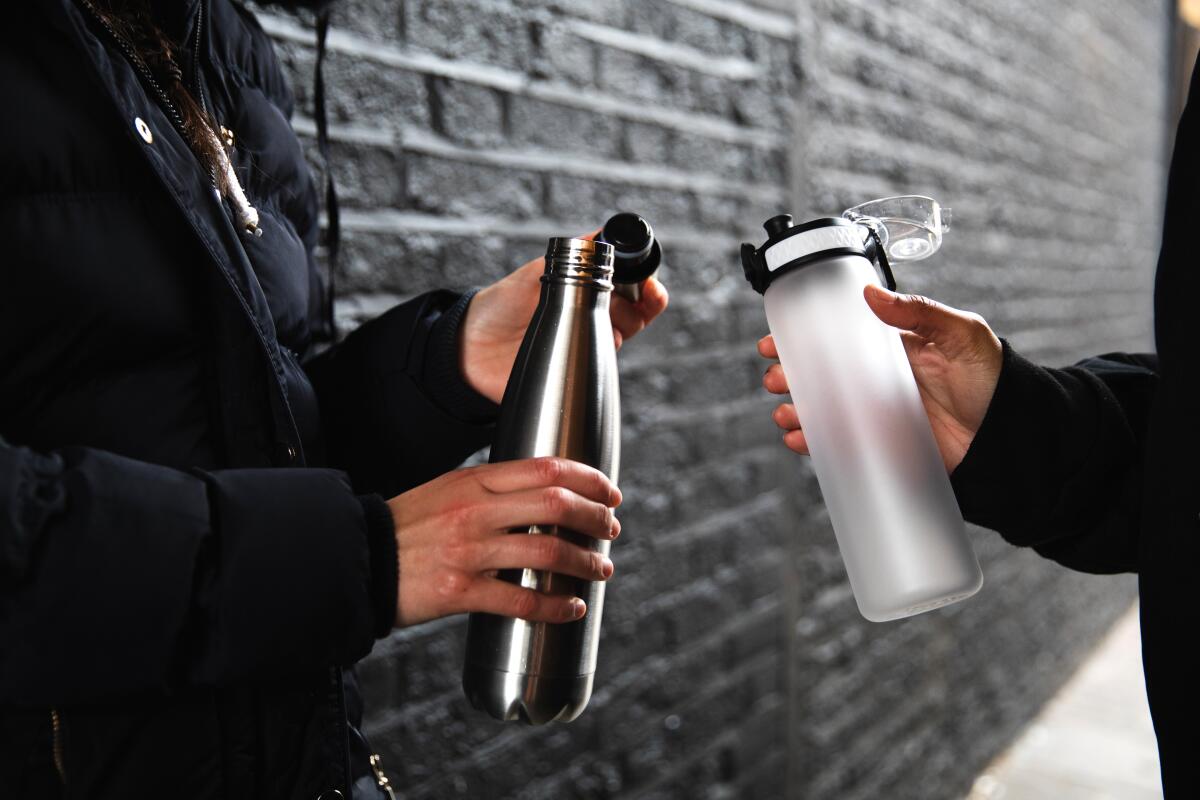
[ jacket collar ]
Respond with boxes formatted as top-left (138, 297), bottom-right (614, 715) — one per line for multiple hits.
top-left (149, 0), bottom-right (202, 43)
top-left (50, 0), bottom-right (306, 460)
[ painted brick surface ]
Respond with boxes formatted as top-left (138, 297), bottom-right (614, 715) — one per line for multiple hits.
top-left (254, 0), bottom-right (1168, 796)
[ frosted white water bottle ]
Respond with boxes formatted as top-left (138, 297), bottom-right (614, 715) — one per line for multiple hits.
top-left (740, 203), bottom-right (982, 621)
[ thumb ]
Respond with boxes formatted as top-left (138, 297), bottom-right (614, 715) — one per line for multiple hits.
top-left (863, 284), bottom-right (960, 343)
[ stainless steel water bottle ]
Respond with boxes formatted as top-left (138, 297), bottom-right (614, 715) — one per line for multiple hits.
top-left (462, 236), bottom-right (620, 724)
top-left (741, 212), bottom-right (982, 622)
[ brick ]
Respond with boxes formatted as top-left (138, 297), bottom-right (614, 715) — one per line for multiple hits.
top-left (429, 78), bottom-right (507, 146)
top-left (329, 0), bottom-right (403, 43)
top-left (544, 174), bottom-right (695, 226)
top-left (623, 120), bottom-right (673, 164)
top-left (338, 230), bottom-right (443, 295)
top-left (597, 48), bottom-right (663, 105)
top-left (407, 154), bottom-right (544, 217)
top-left (324, 54), bottom-right (431, 128)
top-left (298, 138), bottom-right (403, 209)
top-left (534, 24), bottom-right (598, 86)
top-left (508, 95), bottom-right (623, 158)
top-left (402, 0), bottom-right (533, 73)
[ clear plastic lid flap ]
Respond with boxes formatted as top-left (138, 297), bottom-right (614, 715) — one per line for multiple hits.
top-left (842, 195), bottom-right (950, 263)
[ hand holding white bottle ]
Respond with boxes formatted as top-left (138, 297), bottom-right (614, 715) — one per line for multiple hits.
top-left (761, 285), bottom-right (1003, 472)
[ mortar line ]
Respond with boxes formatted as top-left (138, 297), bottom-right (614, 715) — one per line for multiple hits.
top-left (258, 12), bottom-right (783, 147)
top-left (563, 18), bottom-right (761, 81)
top-left (662, 0), bottom-right (797, 38)
top-left (335, 208), bottom-right (742, 252)
top-left (289, 115), bottom-right (786, 203)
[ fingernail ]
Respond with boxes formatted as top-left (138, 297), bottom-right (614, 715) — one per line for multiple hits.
top-left (601, 558), bottom-right (615, 578)
top-left (610, 518), bottom-right (622, 539)
top-left (570, 599), bottom-right (586, 619)
top-left (611, 486), bottom-right (623, 507)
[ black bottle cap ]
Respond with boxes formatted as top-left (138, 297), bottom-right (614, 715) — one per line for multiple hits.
top-left (763, 214), bottom-right (794, 238)
top-left (600, 212), bottom-right (662, 285)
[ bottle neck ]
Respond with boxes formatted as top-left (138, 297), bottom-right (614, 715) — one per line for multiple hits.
top-left (544, 237), bottom-right (614, 290)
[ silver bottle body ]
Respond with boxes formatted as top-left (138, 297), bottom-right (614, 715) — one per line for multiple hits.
top-left (463, 238), bottom-right (620, 724)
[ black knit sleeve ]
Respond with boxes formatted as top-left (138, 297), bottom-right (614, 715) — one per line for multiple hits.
top-left (950, 341), bottom-right (1158, 574)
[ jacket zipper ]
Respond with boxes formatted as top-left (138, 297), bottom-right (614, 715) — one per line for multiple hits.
top-left (75, 0), bottom-right (189, 138)
top-left (50, 709), bottom-right (66, 784)
top-left (193, 0), bottom-right (208, 115)
top-left (75, 0), bottom-right (220, 189)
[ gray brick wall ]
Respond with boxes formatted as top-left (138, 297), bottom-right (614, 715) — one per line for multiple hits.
top-left (254, 0), bottom-right (1169, 797)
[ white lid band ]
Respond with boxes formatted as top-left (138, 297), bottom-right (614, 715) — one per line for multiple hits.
top-left (763, 225), bottom-right (868, 272)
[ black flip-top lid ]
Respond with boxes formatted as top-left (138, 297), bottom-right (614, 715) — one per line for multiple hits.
top-left (740, 214), bottom-right (893, 294)
top-left (600, 212), bottom-right (662, 285)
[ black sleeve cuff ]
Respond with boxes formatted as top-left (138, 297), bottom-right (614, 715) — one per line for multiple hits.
top-left (949, 339), bottom-right (1033, 524)
top-left (948, 338), bottom-right (1116, 544)
top-left (423, 288), bottom-right (501, 425)
top-left (194, 468), bottom-right (377, 683)
top-left (358, 493), bottom-right (398, 639)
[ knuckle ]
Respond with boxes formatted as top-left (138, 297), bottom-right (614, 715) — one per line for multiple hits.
top-left (438, 539), bottom-right (472, 569)
top-left (459, 465), bottom-right (489, 491)
top-left (596, 503), bottom-right (613, 529)
top-left (542, 486), bottom-right (573, 517)
top-left (445, 502), bottom-right (478, 530)
top-left (964, 312), bottom-right (991, 334)
top-left (534, 456), bottom-right (562, 484)
top-left (434, 570), bottom-right (471, 602)
top-left (909, 293), bottom-right (936, 311)
top-left (533, 535), bottom-right (565, 563)
top-left (510, 590), bottom-right (540, 620)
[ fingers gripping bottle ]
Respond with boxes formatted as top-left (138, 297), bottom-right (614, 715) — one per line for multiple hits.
top-left (463, 236), bottom-right (620, 724)
top-left (740, 206), bottom-right (982, 622)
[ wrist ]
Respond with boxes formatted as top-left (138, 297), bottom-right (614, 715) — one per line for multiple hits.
top-left (425, 288), bottom-right (501, 420)
top-left (457, 287), bottom-right (494, 400)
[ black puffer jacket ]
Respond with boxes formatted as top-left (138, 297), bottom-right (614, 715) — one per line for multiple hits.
top-left (0, 1), bottom-right (495, 797)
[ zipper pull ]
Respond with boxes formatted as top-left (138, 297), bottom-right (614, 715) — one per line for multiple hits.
top-left (50, 709), bottom-right (66, 784)
top-left (369, 754), bottom-right (396, 800)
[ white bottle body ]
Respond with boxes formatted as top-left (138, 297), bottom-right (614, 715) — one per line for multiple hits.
top-left (763, 254), bottom-right (982, 621)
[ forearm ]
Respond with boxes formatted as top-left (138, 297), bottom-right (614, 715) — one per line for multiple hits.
top-left (305, 290), bottom-right (498, 498)
top-left (949, 342), bottom-right (1156, 573)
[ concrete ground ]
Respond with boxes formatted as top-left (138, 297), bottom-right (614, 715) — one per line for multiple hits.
top-left (965, 604), bottom-right (1162, 800)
